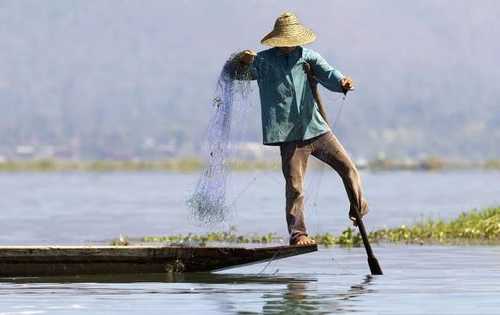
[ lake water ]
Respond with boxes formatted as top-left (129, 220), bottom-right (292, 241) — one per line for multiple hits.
top-left (0, 170), bottom-right (499, 314)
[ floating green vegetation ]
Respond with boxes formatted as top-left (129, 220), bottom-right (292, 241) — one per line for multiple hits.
top-left (142, 232), bottom-right (279, 246)
top-left (132, 207), bottom-right (500, 247)
top-left (370, 206), bottom-right (500, 245)
top-left (137, 228), bottom-right (365, 247)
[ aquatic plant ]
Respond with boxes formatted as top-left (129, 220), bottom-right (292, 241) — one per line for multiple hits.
top-left (142, 232), bottom-right (280, 246)
top-left (136, 207), bottom-right (500, 247)
top-left (110, 234), bottom-right (130, 246)
top-left (370, 207), bottom-right (500, 244)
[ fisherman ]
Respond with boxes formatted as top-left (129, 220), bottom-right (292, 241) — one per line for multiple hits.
top-left (230, 12), bottom-right (368, 246)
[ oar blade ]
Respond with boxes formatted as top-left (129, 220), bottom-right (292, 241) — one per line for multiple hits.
top-left (368, 256), bottom-right (383, 275)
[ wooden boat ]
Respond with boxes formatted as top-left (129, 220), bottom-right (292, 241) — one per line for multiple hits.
top-left (0, 244), bottom-right (317, 277)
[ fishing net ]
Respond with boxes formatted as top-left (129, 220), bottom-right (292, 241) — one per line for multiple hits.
top-left (187, 54), bottom-right (254, 226)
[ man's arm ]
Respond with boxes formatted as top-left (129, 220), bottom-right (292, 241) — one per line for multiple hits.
top-left (309, 51), bottom-right (354, 94)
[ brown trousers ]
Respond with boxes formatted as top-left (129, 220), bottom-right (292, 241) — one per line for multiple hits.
top-left (280, 131), bottom-right (368, 242)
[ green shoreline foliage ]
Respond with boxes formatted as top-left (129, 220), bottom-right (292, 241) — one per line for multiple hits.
top-left (0, 158), bottom-right (204, 172)
top-left (1, 158), bottom-right (500, 172)
top-left (0, 158), bottom-right (279, 172)
top-left (125, 207), bottom-right (500, 247)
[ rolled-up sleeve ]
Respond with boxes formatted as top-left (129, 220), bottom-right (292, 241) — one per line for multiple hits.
top-left (309, 51), bottom-right (345, 93)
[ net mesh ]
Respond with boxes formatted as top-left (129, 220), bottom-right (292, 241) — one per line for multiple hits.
top-left (187, 55), bottom-right (254, 225)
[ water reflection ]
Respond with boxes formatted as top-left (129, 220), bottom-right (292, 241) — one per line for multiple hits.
top-left (3, 273), bottom-right (314, 285)
top-left (258, 275), bottom-right (375, 314)
top-left (3, 273), bottom-right (376, 314)
top-left (337, 275), bottom-right (375, 301)
top-left (260, 281), bottom-right (325, 314)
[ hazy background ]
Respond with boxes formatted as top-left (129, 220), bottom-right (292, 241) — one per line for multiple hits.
top-left (1, 0), bottom-right (499, 160)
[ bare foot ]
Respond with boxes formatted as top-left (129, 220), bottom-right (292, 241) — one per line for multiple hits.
top-left (291, 235), bottom-right (316, 246)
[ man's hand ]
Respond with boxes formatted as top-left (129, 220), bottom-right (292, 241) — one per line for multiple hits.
top-left (349, 200), bottom-right (369, 226)
top-left (238, 50), bottom-right (257, 65)
top-left (340, 76), bottom-right (354, 93)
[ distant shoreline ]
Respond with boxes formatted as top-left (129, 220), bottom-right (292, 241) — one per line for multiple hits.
top-left (0, 158), bottom-right (499, 172)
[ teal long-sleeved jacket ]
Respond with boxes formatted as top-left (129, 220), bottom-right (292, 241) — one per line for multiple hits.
top-left (230, 46), bottom-right (346, 145)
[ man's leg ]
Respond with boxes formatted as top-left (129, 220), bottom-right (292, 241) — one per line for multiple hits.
top-left (280, 141), bottom-right (314, 245)
top-left (311, 132), bottom-right (369, 222)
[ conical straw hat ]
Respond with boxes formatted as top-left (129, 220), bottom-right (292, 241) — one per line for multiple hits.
top-left (261, 12), bottom-right (316, 47)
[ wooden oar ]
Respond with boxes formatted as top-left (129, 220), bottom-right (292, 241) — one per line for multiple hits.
top-left (304, 62), bottom-right (383, 275)
top-left (352, 210), bottom-right (383, 275)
